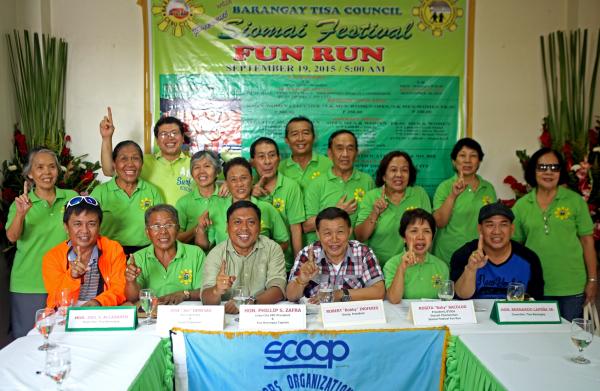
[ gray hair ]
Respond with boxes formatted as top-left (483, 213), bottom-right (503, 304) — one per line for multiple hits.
top-left (22, 148), bottom-right (60, 187)
top-left (144, 204), bottom-right (179, 226)
top-left (190, 150), bottom-right (222, 176)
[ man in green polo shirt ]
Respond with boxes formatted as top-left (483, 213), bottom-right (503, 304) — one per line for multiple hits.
top-left (250, 137), bottom-right (305, 271)
top-left (303, 130), bottom-right (374, 243)
top-left (99, 107), bottom-right (193, 205)
top-left (125, 204), bottom-right (205, 304)
top-left (278, 116), bottom-right (332, 191)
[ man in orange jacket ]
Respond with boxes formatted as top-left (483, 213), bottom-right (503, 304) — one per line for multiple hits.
top-left (43, 196), bottom-right (126, 308)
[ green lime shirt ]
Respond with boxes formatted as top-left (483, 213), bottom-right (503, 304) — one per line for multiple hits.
top-left (133, 241), bottom-right (205, 297)
top-left (257, 174), bottom-right (306, 271)
top-left (207, 196), bottom-right (290, 246)
top-left (304, 168), bottom-right (374, 243)
top-left (278, 153), bottom-right (332, 191)
top-left (6, 187), bottom-right (78, 293)
top-left (175, 186), bottom-right (222, 231)
top-left (357, 186), bottom-right (431, 267)
top-left (140, 152), bottom-right (193, 205)
top-left (91, 178), bottom-right (163, 246)
top-left (383, 251), bottom-right (449, 299)
top-left (432, 174), bottom-right (496, 264)
top-left (512, 187), bottom-right (593, 296)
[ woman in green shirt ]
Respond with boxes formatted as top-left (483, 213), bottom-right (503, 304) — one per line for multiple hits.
top-left (5, 148), bottom-right (78, 338)
top-left (384, 208), bottom-right (449, 303)
top-left (355, 151), bottom-right (431, 267)
top-left (513, 148), bottom-right (597, 321)
top-left (432, 138), bottom-right (496, 264)
top-left (91, 140), bottom-right (163, 255)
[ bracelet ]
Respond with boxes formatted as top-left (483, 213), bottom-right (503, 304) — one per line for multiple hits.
top-left (588, 277), bottom-right (597, 282)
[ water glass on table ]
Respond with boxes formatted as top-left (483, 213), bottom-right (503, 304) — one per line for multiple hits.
top-left (318, 277), bottom-right (333, 304)
top-left (35, 308), bottom-right (57, 351)
top-left (45, 346), bottom-right (71, 390)
top-left (570, 318), bottom-right (594, 364)
top-left (506, 282), bottom-right (525, 301)
top-left (437, 280), bottom-right (454, 301)
top-left (56, 288), bottom-right (73, 326)
top-left (139, 288), bottom-right (155, 325)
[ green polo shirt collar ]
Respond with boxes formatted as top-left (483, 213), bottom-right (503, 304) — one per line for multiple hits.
top-left (284, 152), bottom-right (319, 168)
top-left (191, 185), bottom-right (219, 200)
top-left (325, 167), bottom-right (363, 182)
top-left (107, 177), bottom-right (147, 194)
top-left (28, 187), bottom-right (71, 206)
top-left (153, 151), bottom-right (188, 163)
top-left (381, 185), bottom-right (415, 202)
top-left (145, 241), bottom-right (187, 264)
top-left (225, 236), bottom-right (265, 257)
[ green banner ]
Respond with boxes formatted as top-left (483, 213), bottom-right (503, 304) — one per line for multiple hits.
top-left (149, 0), bottom-right (469, 193)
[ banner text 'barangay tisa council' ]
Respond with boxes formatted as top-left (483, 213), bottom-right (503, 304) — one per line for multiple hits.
top-left (148, 0), bottom-right (470, 193)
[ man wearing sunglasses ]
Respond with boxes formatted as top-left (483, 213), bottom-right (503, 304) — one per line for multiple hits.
top-left (42, 196), bottom-right (127, 308)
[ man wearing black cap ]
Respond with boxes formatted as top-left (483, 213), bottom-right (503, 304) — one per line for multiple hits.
top-left (450, 202), bottom-right (544, 299)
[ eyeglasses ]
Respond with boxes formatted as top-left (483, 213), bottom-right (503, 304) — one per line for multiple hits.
top-left (536, 163), bottom-right (561, 172)
top-left (148, 223), bottom-right (178, 232)
top-left (157, 130), bottom-right (181, 139)
top-left (66, 196), bottom-right (98, 208)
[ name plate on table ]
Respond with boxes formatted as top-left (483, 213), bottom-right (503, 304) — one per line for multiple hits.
top-left (157, 305), bottom-right (224, 337)
top-left (321, 300), bottom-right (386, 328)
top-left (65, 306), bottom-right (137, 331)
top-left (490, 301), bottom-right (561, 324)
top-left (239, 305), bottom-right (306, 331)
top-left (410, 301), bottom-right (477, 326)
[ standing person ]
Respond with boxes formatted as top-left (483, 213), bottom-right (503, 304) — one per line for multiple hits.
top-left (355, 151), bottom-right (431, 267)
top-left (513, 148), bottom-right (597, 321)
top-left (303, 130), bottom-right (374, 243)
top-left (99, 107), bottom-right (193, 205)
top-left (432, 138), bottom-right (496, 264)
top-left (91, 140), bottom-right (163, 255)
top-left (278, 116), bottom-right (332, 191)
top-left (43, 196), bottom-right (127, 308)
top-left (175, 150), bottom-right (223, 244)
top-left (250, 137), bottom-right (305, 271)
top-left (5, 148), bottom-right (78, 338)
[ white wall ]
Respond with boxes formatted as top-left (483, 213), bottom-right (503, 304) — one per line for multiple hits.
top-left (2, 0), bottom-right (600, 196)
top-left (0, 0), bottom-right (18, 165)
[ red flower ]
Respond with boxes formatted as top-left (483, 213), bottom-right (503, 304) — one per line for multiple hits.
top-left (14, 130), bottom-right (28, 157)
top-left (500, 199), bottom-right (516, 208)
top-left (503, 176), bottom-right (518, 186)
top-left (539, 128), bottom-right (552, 148)
top-left (588, 203), bottom-right (597, 216)
top-left (61, 146), bottom-right (70, 157)
top-left (81, 170), bottom-right (94, 183)
top-left (2, 187), bottom-right (17, 203)
top-left (562, 142), bottom-right (574, 170)
top-left (588, 128), bottom-right (599, 150)
top-left (64, 134), bottom-right (72, 143)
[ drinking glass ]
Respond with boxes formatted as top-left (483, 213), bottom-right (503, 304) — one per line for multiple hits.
top-left (56, 288), bottom-right (73, 326)
top-left (570, 318), bottom-right (594, 364)
top-left (437, 280), bottom-right (454, 301)
top-left (506, 282), bottom-right (525, 301)
top-left (139, 288), bottom-right (155, 325)
top-left (232, 286), bottom-right (251, 310)
top-left (317, 277), bottom-right (333, 304)
top-left (45, 346), bottom-right (71, 390)
top-left (35, 308), bottom-right (57, 351)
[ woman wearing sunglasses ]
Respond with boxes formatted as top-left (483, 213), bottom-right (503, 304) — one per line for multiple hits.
top-left (5, 148), bottom-right (78, 338)
top-left (513, 148), bottom-right (598, 321)
top-left (91, 140), bottom-right (163, 255)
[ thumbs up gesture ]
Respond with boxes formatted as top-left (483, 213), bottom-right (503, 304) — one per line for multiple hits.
top-left (125, 254), bottom-right (142, 282)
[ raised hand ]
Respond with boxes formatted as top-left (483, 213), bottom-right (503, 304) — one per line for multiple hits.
top-left (14, 181), bottom-right (32, 216)
top-left (252, 175), bottom-right (269, 197)
top-left (218, 183), bottom-right (230, 198)
top-left (467, 234), bottom-right (488, 271)
top-left (125, 254), bottom-right (142, 282)
top-left (215, 260), bottom-right (236, 295)
top-left (196, 210), bottom-right (212, 232)
top-left (298, 245), bottom-right (319, 284)
top-left (452, 170), bottom-right (467, 197)
top-left (400, 240), bottom-right (417, 271)
top-left (372, 184), bottom-right (388, 216)
top-left (70, 246), bottom-right (90, 279)
top-left (336, 195), bottom-right (358, 214)
top-left (99, 106), bottom-right (115, 138)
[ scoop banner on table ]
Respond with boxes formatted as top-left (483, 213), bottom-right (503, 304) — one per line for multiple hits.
top-left (179, 327), bottom-right (449, 390)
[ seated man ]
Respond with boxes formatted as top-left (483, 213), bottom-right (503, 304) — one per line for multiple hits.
top-left (451, 202), bottom-right (544, 299)
top-left (125, 204), bottom-right (205, 304)
top-left (202, 200), bottom-right (287, 313)
top-left (43, 196), bottom-right (126, 308)
top-left (287, 207), bottom-right (385, 302)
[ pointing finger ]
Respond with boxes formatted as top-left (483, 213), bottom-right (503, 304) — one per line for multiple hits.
top-left (219, 260), bottom-right (227, 275)
top-left (23, 181), bottom-right (29, 195)
top-left (380, 184), bottom-right (386, 200)
top-left (107, 106), bottom-right (113, 123)
top-left (477, 234), bottom-right (484, 253)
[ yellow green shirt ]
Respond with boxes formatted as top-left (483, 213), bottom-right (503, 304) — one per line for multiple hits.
top-left (278, 153), bottom-right (332, 191)
top-left (383, 251), bottom-right (449, 299)
top-left (140, 152), bottom-right (193, 205)
top-left (175, 186), bottom-right (221, 231)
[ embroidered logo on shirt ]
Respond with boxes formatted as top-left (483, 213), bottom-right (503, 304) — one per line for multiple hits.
top-left (353, 188), bottom-right (366, 202)
top-left (272, 197), bottom-right (285, 212)
top-left (554, 206), bottom-right (571, 220)
top-left (431, 274), bottom-right (442, 288)
top-left (310, 171), bottom-right (321, 180)
top-left (178, 269), bottom-right (193, 285)
top-left (140, 197), bottom-right (153, 210)
top-left (482, 195), bottom-right (492, 205)
top-left (405, 206), bottom-right (417, 212)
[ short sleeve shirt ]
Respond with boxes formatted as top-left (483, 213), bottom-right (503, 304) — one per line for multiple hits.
top-left (432, 175), bottom-right (496, 264)
top-left (175, 186), bottom-right (221, 231)
top-left (512, 187), bottom-right (593, 296)
top-left (202, 235), bottom-right (287, 300)
top-left (278, 153), bottom-right (332, 191)
top-left (134, 242), bottom-right (205, 297)
top-left (140, 152), bottom-right (193, 205)
top-left (383, 251), bottom-right (449, 299)
top-left (304, 168), bottom-right (375, 243)
top-left (289, 240), bottom-right (383, 298)
top-left (356, 186), bottom-right (431, 266)
top-left (91, 178), bottom-right (163, 246)
top-left (6, 187), bottom-right (78, 293)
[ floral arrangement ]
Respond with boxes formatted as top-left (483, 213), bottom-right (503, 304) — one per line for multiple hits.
top-left (0, 127), bottom-right (101, 236)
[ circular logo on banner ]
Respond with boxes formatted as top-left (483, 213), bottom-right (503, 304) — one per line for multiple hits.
top-left (152, 0), bottom-right (205, 37)
top-left (412, 0), bottom-right (464, 37)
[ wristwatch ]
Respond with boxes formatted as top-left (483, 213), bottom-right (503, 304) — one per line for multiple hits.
top-left (183, 290), bottom-right (191, 300)
top-left (341, 288), bottom-right (351, 302)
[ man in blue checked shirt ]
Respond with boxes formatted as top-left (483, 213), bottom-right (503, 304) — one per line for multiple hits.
top-left (286, 207), bottom-right (385, 303)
